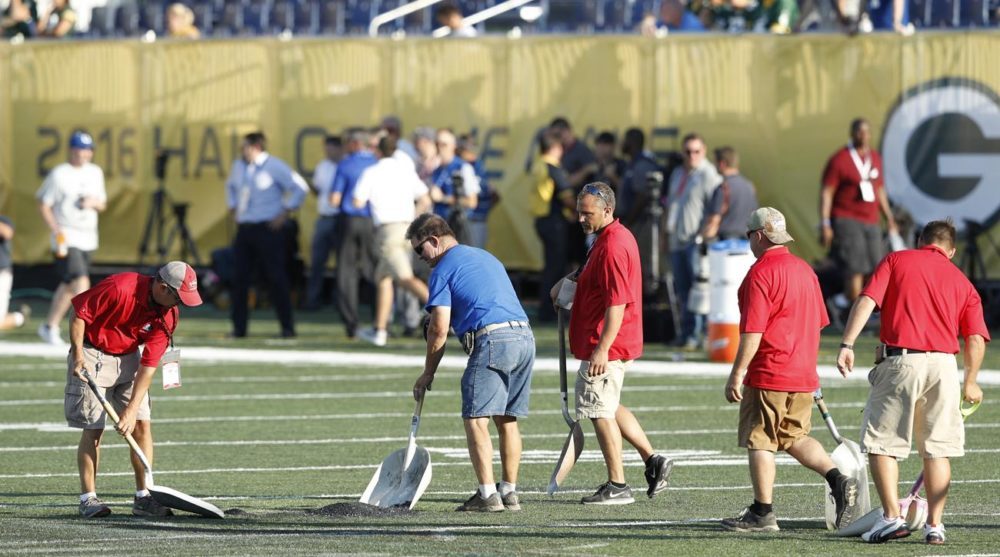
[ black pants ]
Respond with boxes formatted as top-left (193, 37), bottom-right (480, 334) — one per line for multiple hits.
top-left (335, 214), bottom-right (375, 336)
top-left (231, 222), bottom-right (295, 337)
top-left (535, 215), bottom-right (568, 322)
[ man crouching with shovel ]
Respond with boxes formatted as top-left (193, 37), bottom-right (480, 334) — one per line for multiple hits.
top-left (409, 213), bottom-right (535, 512)
top-left (65, 261), bottom-right (201, 518)
top-left (722, 208), bottom-right (859, 532)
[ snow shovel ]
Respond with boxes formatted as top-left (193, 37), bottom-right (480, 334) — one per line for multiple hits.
top-left (82, 371), bottom-right (224, 518)
top-left (547, 308), bottom-right (584, 495)
top-left (837, 398), bottom-right (981, 536)
top-left (360, 393), bottom-right (432, 509)
top-left (813, 388), bottom-right (871, 530)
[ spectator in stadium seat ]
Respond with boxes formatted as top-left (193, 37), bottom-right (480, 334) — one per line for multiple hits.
top-left (866, 0), bottom-right (913, 34)
top-left (435, 3), bottom-right (477, 37)
top-left (304, 134), bottom-right (342, 311)
top-left (698, 146), bottom-right (759, 241)
top-left (166, 2), bottom-right (200, 39)
top-left (653, 0), bottom-right (706, 33)
top-left (530, 129), bottom-right (573, 323)
top-left (665, 132), bottom-right (722, 349)
top-left (36, 0), bottom-right (75, 37)
top-left (819, 117), bottom-right (897, 313)
top-left (2, 0), bottom-right (36, 39)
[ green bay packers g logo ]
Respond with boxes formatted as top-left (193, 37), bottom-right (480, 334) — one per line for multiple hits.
top-left (881, 78), bottom-right (1000, 231)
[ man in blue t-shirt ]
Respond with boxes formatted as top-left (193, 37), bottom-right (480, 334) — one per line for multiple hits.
top-left (409, 213), bottom-right (534, 513)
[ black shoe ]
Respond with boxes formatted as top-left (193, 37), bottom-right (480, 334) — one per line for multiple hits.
top-left (581, 482), bottom-right (634, 505)
top-left (831, 474), bottom-right (859, 529)
top-left (644, 454), bottom-right (673, 498)
top-left (721, 506), bottom-right (779, 532)
top-left (280, 329), bottom-right (296, 338)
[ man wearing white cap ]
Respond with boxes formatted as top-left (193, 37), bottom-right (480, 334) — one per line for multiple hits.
top-left (722, 208), bottom-right (859, 532)
top-left (65, 261), bottom-right (202, 518)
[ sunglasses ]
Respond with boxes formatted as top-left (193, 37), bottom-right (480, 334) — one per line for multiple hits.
top-left (413, 237), bottom-right (433, 256)
top-left (581, 184), bottom-right (610, 206)
top-left (164, 283), bottom-right (182, 303)
top-left (684, 149), bottom-right (703, 155)
top-left (746, 228), bottom-right (761, 239)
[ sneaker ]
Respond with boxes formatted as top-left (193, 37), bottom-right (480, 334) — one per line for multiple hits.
top-left (359, 328), bottom-right (388, 347)
top-left (455, 491), bottom-right (504, 512)
top-left (924, 524), bottom-right (946, 545)
top-left (132, 495), bottom-right (174, 517)
top-left (581, 482), bottom-right (634, 505)
top-left (831, 474), bottom-right (860, 529)
top-left (79, 496), bottom-right (111, 518)
top-left (18, 304), bottom-right (31, 322)
top-left (721, 506), bottom-right (780, 532)
top-left (497, 486), bottom-right (521, 511)
top-left (861, 515), bottom-right (911, 543)
top-left (38, 323), bottom-right (67, 346)
top-left (644, 454), bottom-right (673, 498)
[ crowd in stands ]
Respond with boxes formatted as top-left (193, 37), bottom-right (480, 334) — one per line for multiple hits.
top-left (3, 0), bottom-right (996, 41)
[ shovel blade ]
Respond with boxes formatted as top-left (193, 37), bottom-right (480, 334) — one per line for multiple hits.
top-left (547, 422), bottom-right (584, 495)
top-left (824, 439), bottom-right (872, 530)
top-left (150, 485), bottom-right (224, 519)
top-left (835, 507), bottom-right (882, 537)
top-left (360, 446), bottom-right (432, 509)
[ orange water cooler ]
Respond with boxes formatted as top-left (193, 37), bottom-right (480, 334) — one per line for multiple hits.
top-left (707, 240), bottom-right (755, 363)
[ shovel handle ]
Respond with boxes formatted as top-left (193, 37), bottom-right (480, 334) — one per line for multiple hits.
top-left (80, 371), bottom-right (154, 475)
top-left (557, 309), bottom-right (574, 427)
top-left (812, 389), bottom-right (845, 444)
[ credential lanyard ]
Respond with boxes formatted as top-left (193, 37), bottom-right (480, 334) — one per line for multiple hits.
top-left (847, 144), bottom-right (871, 181)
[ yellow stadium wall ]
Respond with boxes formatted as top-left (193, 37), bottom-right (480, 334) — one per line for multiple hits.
top-left (1, 33), bottom-right (999, 273)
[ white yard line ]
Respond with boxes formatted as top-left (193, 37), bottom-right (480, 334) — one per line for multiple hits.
top-left (3, 340), bottom-right (999, 384)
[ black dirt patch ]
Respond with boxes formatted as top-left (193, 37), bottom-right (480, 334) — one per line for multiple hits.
top-left (310, 502), bottom-right (413, 517)
top-left (224, 508), bottom-right (249, 516)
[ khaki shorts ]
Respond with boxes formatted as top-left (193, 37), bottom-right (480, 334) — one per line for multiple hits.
top-left (575, 359), bottom-right (629, 419)
top-left (375, 222), bottom-right (414, 281)
top-left (64, 345), bottom-right (150, 430)
top-left (861, 352), bottom-right (963, 459)
top-left (738, 387), bottom-right (813, 452)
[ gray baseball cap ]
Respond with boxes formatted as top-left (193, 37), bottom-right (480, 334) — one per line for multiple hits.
top-left (747, 207), bottom-right (794, 245)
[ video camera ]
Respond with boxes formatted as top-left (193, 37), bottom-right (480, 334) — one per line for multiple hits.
top-left (451, 171), bottom-right (466, 201)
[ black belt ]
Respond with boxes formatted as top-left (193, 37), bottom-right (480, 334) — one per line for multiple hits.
top-left (83, 341), bottom-right (129, 357)
top-left (885, 347), bottom-right (928, 356)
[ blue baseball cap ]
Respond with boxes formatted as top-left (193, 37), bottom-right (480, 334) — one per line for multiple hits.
top-left (69, 131), bottom-right (94, 150)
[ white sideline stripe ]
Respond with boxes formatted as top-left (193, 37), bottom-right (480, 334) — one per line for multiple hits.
top-left (3, 340), bottom-right (999, 384)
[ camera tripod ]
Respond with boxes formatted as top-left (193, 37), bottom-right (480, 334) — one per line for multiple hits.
top-left (138, 153), bottom-right (201, 266)
top-left (960, 220), bottom-right (999, 285)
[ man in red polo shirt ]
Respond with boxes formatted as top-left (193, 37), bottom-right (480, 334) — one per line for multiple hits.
top-left (65, 261), bottom-right (201, 518)
top-left (837, 219), bottom-right (988, 545)
top-left (555, 181), bottom-right (672, 505)
top-left (820, 118), bottom-right (898, 309)
top-left (723, 207), bottom-right (860, 532)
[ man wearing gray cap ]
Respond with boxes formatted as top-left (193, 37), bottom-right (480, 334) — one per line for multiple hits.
top-left (722, 208), bottom-right (859, 532)
top-left (65, 261), bottom-right (201, 518)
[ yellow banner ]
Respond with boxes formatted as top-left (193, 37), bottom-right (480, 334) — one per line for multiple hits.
top-left (1, 34), bottom-right (998, 273)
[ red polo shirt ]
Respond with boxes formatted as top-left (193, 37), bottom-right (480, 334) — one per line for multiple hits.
top-left (72, 273), bottom-right (178, 367)
top-left (738, 246), bottom-right (829, 392)
top-left (570, 219), bottom-right (643, 361)
top-left (861, 245), bottom-right (991, 353)
top-left (821, 145), bottom-right (884, 225)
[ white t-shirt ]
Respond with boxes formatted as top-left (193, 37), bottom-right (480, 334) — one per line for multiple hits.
top-left (313, 159), bottom-right (339, 216)
top-left (353, 157), bottom-right (428, 227)
top-left (35, 162), bottom-right (106, 251)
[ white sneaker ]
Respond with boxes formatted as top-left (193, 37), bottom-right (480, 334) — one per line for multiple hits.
top-left (359, 328), bottom-right (387, 347)
top-left (861, 515), bottom-right (911, 543)
top-left (924, 523), bottom-right (946, 545)
top-left (37, 324), bottom-right (67, 346)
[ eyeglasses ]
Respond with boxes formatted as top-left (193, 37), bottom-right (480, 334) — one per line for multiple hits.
top-left (746, 228), bottom-right (761, 239)
top-left (165, 283), bottom-right (181, 303)
top-left (413, 237), bottom-right (433, 256)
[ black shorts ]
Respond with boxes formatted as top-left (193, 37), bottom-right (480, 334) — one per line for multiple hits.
top-left (832, 217), bottom-right (883, 275)
top-left (55, 248), bottom-right (91, 283)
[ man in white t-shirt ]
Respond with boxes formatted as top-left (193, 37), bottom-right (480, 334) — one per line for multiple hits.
top-left (304, 135), bottom-right (343, 310)
top-left (353, 135), bottom-right (431, 347)
top-left (35, 131), bottom-right (106, 346)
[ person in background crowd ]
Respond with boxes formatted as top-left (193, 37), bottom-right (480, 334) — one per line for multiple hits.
top-left (550, 117), bottom-right (596, 271)
top-left (413, 126), bottom-right (441, 184)
top-left (590, 131), bottom-right (626, 194)
top-left (224, 131), bottom-right (308, 338)
top-left (457, 133), bottom-right (496, 250)
top-left (2, 0), bottom-right (36, 39)
top-left (36, 0), bottom-right (75, 37)
top-left (435, 3), bottom-right (477, 37)
top-left (0, 215), bottom-right (29, 331)
top-left (166, 2), bottom-right (200, 39)
top-left (430, 129), bottom-right (480, 243)
top-left (36, 131), bottom-right (106, 347)
top-left (699, 146), bottom-right (759, 242)
top-left (304, 135), bottom-right (342, 311)
top-left (381, 115), bottom-right (418, 166)
top-left (530, 129), bottom-right (573, 324)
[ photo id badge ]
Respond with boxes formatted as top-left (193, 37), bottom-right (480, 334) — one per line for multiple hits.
top-left (162, 349), bottom-right (182, 390)
top-left (859, 180), bottom-right (875, 202)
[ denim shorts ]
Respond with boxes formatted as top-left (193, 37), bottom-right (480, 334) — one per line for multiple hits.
top-left (461, 326), bottom-right (535, 419)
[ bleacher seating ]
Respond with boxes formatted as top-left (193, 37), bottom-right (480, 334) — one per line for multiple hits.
top-left (32, 0), bottom-right (999, 40)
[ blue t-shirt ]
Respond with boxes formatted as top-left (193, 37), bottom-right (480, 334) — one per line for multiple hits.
top-left (426, 245), bottom-right (528, 336)
top-left (331, 151), bottom-right (377, 218)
